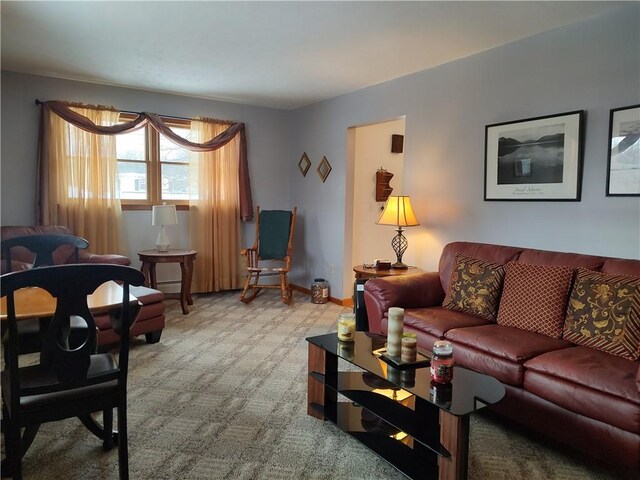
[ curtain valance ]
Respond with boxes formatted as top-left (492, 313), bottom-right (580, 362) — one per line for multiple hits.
top-left (38, 101), bottom-right (253, 221)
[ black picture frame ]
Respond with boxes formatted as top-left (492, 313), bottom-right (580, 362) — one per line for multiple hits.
top-left (606, 104), bottom-right (640, 196)
top-left (484, 110), bottom-right (585, 201)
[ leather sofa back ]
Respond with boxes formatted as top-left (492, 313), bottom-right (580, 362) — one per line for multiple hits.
top-left (601, 257), bottom-right (640, 276)
top-left (438, 242), bottom-right (522, 291)
top-left (517, 249), bottom-right (604, 270)
top-left (438, 241), bottom-right (639, 294)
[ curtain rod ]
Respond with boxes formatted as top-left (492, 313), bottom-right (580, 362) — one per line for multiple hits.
top-left (34, 98), bottom-right (212, 123)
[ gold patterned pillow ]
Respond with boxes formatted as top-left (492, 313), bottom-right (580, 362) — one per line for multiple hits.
top-left (563, 268), bottom-right (640, 361)
top-left (442, 254), bottom-right (505, 321)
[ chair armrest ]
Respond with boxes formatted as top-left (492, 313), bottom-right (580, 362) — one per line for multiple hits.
top-left (77, 251), bottom-right (131, 266)
top-left (241, 247), bottom-right (258, 267)
top-left (364, 272), bottom-right (445, 334)
top-left (637, 364), bottom-right (640, 393)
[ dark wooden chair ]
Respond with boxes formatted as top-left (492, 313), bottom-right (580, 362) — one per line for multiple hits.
top-left (240, 207), bottom-right (297, 305)
top-left (1, 234), bottom-right (90, 356)
top-left (1, 233), bottom-right (89, 272)
top-left (1, 264), bottom-right (144, 480)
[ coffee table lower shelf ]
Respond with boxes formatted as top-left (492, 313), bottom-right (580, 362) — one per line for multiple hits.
top-left (310, 401), bottom-right (440, 480)
top-left (306, 334), bottom-right (507, 480)
top-left (307, 366), bottom-right (469, 480)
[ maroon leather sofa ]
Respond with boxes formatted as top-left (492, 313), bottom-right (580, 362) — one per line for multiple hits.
top-left (1, 225), bottom-right (165, 346)
top-left (364, 241), bottom-right (640, 473)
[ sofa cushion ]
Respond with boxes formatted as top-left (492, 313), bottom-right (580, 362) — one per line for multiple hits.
top-left (445, 324), bottom-right (573, 386)
top-left (442, 254), bottom-right (505, 321)
top-left (402, 306), bottom-right (491, 339)
top-left (524, 346), bottom-right (640, 434)
top-left (563, 268), bottom-right (640, 361)
top-left (496, 262), bottom-right (574, 338)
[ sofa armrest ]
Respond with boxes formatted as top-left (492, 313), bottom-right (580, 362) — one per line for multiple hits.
top-left (363, 271), bottom-right (445, 334)
top-left (77, 251), bottom-right (131, 266)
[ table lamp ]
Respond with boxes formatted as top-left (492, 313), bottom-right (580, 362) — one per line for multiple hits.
top-left (152, 203), bottom-right (178, 252)
top-left (376, 195), bottom-right (419, 269)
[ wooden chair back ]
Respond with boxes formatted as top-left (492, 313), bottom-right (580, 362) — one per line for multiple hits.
top-left (1, 234), bottom-right (89, 272)
top-left (2, 263), bottom-right (144, 479)
top-left (2, 264), bottom-right (143, 396)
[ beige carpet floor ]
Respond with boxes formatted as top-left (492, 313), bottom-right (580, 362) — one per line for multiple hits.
top-left (4, 291), bottom-right (630, 479)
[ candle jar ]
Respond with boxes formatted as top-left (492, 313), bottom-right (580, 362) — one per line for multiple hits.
top-left (337, 312), bottom-right (356, 342)
top-left (386, 307), bottom-right (404, 357)
top-left (430, 340), bottom-right (454, 384)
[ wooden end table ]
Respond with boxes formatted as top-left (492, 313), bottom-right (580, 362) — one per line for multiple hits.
top-left (138, 249), bottom-right (197, 315)
top-left (353, 264), bottom-right (424, 280)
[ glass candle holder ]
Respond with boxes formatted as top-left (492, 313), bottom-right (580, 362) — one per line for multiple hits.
top-left (430, 340), bottom-right (454, 384)
top-left (337, 312), bottom-right (356, 342)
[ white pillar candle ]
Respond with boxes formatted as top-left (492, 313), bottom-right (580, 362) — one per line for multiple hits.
top-left (386, 307), bottom-right (404, 357)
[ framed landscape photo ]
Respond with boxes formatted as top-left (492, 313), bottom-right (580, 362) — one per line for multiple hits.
top-left (606, 104), bottom-right (640, 196)
top-left (484, 110), bottom-right (584, 201)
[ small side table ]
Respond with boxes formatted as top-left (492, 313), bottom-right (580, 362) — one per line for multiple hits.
top-left (353, 264), bottom-right (424, 280)
top-left (138, 249), bottom-right (197, 315)
top-left (352, 264), bottom-right (424, 331)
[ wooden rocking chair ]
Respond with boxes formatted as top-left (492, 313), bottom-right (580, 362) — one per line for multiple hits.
top-left (240, 207), bottom-right (297, 305)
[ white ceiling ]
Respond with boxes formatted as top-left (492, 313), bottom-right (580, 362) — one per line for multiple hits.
top-left (1, 1), bottom-right (628, 110)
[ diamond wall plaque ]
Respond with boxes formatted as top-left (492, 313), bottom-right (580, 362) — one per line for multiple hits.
top-left (298, 152), bottom-right (311, 177)
top-left (317, 156), bottom-right (332, 183)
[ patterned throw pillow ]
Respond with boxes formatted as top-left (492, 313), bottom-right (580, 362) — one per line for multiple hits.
top-left (563, 268), bottom-right (640, 361)
top-left (442, 254), bottom-right (505, 321)
top-left (497, 262), bottom-right (574, 338)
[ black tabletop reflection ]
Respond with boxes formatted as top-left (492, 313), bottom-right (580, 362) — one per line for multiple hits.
top-left (306, 332), bottom-right (505, 416)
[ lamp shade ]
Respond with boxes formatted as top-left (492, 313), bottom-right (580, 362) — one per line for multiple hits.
top-left (376, 196), bottom-right (419, 227)
top-left (152, 204), bottom-right (178, 226)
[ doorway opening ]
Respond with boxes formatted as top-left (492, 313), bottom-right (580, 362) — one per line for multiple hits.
top-left (343, 117), bottom-right (406, 300)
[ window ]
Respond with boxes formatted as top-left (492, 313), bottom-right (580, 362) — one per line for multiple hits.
top-left (116, 115), bottom-right (192, 208)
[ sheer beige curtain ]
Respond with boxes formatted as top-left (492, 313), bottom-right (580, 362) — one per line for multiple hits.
top-left (40, 105), bottom-right (122, 253)
top-left (189, 120), bottom-right (243, 292)
top-left (38, 101), bottom-right (253, 221)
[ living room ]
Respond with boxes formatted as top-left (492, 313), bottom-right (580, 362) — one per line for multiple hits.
top-left (1, 2), bottom-right (639, 479)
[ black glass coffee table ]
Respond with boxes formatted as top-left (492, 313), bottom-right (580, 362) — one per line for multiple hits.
top-left (306, 332), bottom-right (505, 480)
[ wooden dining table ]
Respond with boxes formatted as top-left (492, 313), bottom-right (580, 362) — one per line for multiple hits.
top-left (0, 281), bottom-right (139, 321)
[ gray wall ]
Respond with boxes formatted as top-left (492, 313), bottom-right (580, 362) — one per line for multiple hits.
top-left (2, 5), bottom-right (639, 298)
top-left (289, 4), bottom-right (640, 298)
